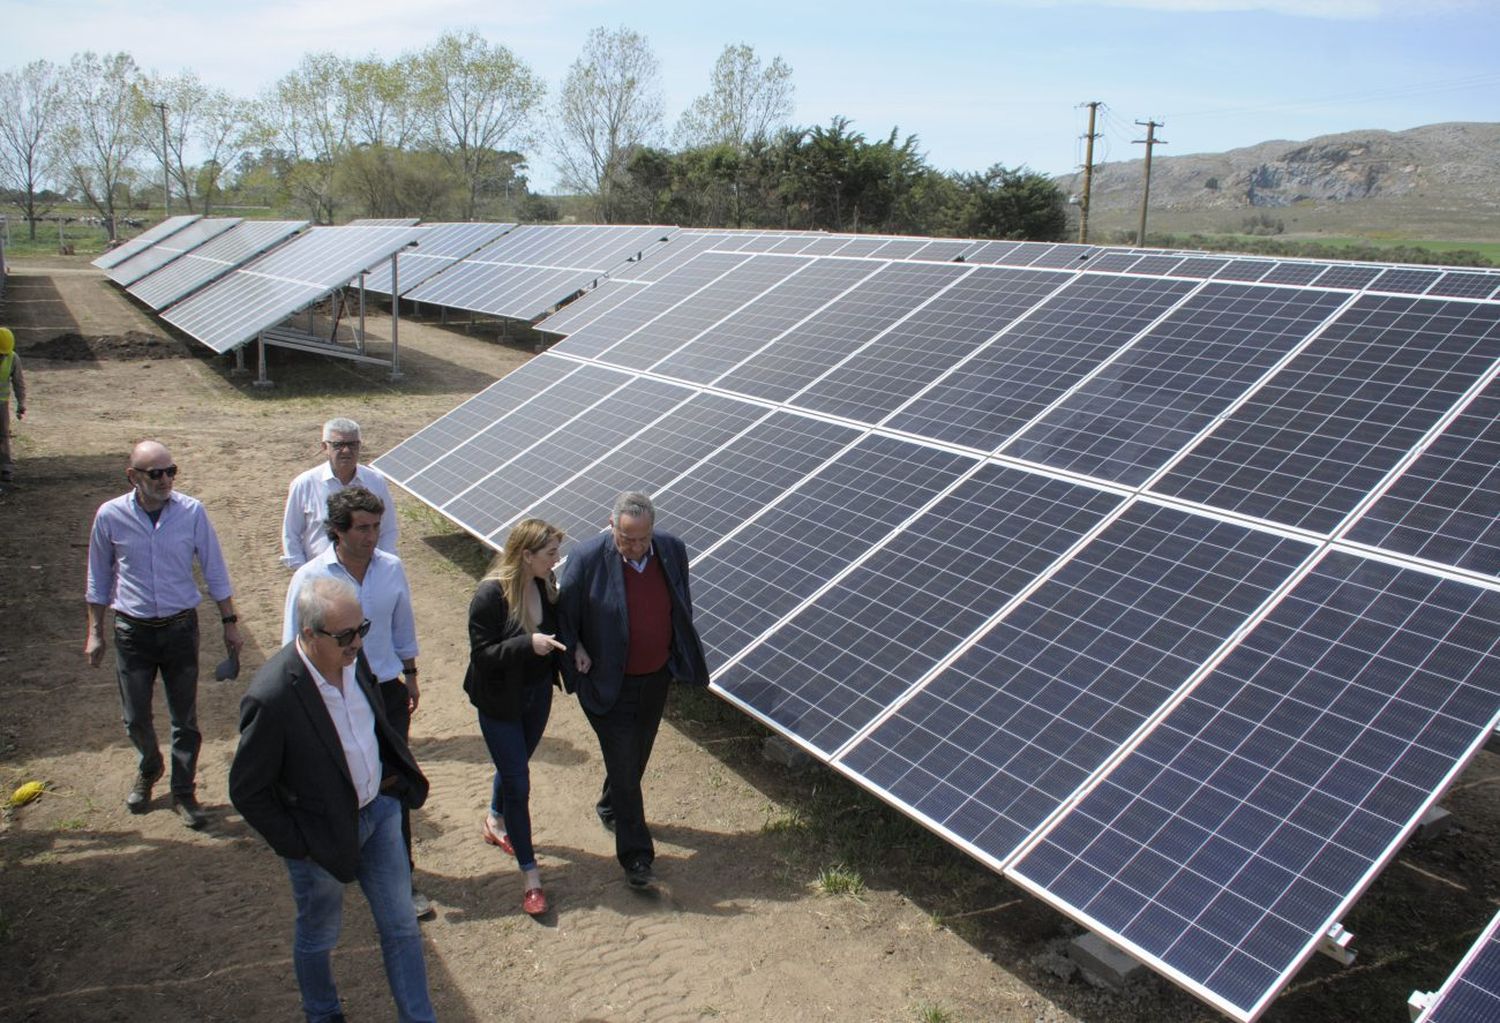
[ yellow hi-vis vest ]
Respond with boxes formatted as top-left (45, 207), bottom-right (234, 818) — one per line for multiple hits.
top-left (0, 354), bottom-right (12, 393)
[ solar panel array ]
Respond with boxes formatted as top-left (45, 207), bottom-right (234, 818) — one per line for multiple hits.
top-left (1418, 906), bottom-right (1500, 1023)
top-left (91, 214), bottom-right (201, 269)
top-left (362, 221), bottom-right (516, 297)
top-left (126, 220), bottom-right (307, 310)
top-left (161, 225), bottom-right (422, 353)
top-left (103, 217), bottom-right (242, 286)
top-left (403, 223), bottom-right (677, 320)
top-left (378, 236), bottom-right (1500, 1022)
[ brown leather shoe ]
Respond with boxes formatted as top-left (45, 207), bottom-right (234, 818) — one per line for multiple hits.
top-left (126, 764), bottom-right (164, 814)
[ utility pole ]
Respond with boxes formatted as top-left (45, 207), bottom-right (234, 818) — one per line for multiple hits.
top-left (1133, 119), bottom-right (1165, 247)
top-left (1077, 101), bottom-right (1102, 244)
top-left (152, 102), bottom-right (170, 215)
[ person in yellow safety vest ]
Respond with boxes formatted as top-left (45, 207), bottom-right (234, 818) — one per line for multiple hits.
top-left (0, 327), bottom-right (28, 483)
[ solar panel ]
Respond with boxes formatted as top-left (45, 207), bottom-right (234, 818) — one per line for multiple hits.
top-left (554, 251), bottom-right (759, 361)
top-left (92, 214), bottom-right (202, 269)
top-left (885, 274), bottom-right (1198, 451)
top-left (690, 433), bottom-right (974, 668)
top-left (404, 224), bottom-right (675, 320)
top-left (347, 217), bottom-right (421, 226)
top-left (1427, 270), bottom-right (1500, 300)
top-left (1002, 284), bottom-right (1350, 485)
top-left (1416, 905), bottom-right (1500, 1023)
top-left (533, 280), bottom-right (647, 337)
top-left (105, 217), bottom-right (241, 286)
top-left (522, 391), bottom-right (769, 544)
top-left (1153, 296), bottom-right (1500, 534)
top-left (792, 266), bottom-right (1070, 425)
top-left (126, 220), bottom-right (307, 310)
top-left (718, 465), bottom-right (1124, 755)
top-left (845, 503), bottom-right (1311, 861)
top-left (1011, 552), bottom-right (1500, 1021)
top-left (1310, 264), bottom-right (1384, 291)
top-left (1371, 267), bottom-right (1443, 295)
top-left (374, 238), bottom-right (1500, 1023)
top-left (1345, 378), bottom-right (1500, 577)
top-left (714, 261), bottom-right (971, 402)
top-left (160, 225), bottom-right (422, 353)
top-left (361, 221), bottom-right (515, 296)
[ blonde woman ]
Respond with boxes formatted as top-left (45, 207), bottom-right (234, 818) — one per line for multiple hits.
top-left (463, 519), bottom-right (567, 915)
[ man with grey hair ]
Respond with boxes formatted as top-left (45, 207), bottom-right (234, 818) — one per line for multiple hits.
top-left (282, 417), bottom-right (397, 570)
top-left (557, 491), bottom-right (709, 889)
top-left (231, 575), bottom-right (433, 1022)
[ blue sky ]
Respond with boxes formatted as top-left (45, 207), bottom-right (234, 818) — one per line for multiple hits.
top-left (5, 0), bottom-right (1497, 191)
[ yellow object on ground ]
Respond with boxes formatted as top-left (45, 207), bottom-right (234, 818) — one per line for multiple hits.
top-left (9, 780), bottom-right (44, 806)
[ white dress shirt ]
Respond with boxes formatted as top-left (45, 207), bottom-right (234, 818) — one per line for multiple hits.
top-left (295, 639), bottom-right (382, 808)
top-left (281, 462), bottom-right (398, 569)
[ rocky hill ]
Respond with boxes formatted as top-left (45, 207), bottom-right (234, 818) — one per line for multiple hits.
top-left (1056, 122), bottom-right (1500, 239)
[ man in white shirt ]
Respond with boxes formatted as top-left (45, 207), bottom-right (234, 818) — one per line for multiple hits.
top-left (283, 486), bottom-right (432, 920)
top-left (231, 575), bottom-right (434, 1023)
top-left (282, 417), bottom-right (397, 570)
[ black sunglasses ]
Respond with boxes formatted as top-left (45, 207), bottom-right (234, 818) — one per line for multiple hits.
top-left (316, 618), bottom-right (372, 648)
top-left (134, 465), bottom-right (178, 480)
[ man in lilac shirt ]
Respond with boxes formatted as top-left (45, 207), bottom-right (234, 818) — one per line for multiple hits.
top-left (85, 440), bottom-right (243, 827)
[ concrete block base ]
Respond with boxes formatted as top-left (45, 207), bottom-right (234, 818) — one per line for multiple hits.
top-left (1068, 932), bottom-right (1144, 990)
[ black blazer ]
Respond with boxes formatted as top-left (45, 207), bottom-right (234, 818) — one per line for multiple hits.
top-left (556, 529), bottom-right (710, 716)
top-left (229, 643), bottom-right (429, 884)
top-left (463, 577), bottom-right (559, 721)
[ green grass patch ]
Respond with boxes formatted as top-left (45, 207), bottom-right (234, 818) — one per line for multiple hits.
top-left (814, 862), bottom-right (866, 897)
top-left (913, 1002), bottom-right (956, 1023)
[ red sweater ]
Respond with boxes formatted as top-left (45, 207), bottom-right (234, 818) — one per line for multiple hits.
top-left (623, 554), bottom-right (672, 675)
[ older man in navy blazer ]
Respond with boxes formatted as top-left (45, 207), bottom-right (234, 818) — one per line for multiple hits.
top-left (230, 576), bottom-right (434, 1023)
top-left (557, 491), bottom-right (709, 888)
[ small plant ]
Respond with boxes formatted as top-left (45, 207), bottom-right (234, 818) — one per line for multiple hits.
top-left (914, 1002), bottom-right (954, 1023)
top-left (814, 862), bottom-right (865, 897)
top-left (760, 804), bottom-right (807, 835)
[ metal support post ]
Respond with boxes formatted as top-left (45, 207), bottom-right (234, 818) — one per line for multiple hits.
top-left (388, 252), bottom-right (402, 381)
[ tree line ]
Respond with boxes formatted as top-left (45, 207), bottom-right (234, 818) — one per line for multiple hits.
top-left (0, 28), bottom-right (1067, 243)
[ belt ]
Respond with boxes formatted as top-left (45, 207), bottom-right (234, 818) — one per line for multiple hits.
top-left (115, 608), bottom-right (195, 628)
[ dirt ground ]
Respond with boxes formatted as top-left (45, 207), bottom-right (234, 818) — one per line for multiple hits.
top-left (1, 261), bottom-right (1498, 1023)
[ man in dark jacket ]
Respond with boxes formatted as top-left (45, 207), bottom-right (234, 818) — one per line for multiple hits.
top-left (230, 576), bottom-right (434, 1023)
top-left (557, 491), bottom-right (709, 889)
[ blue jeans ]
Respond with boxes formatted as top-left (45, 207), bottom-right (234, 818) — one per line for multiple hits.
top-left (114, 612), bottom-right (200, 795)
top-left (476, 683), bottom-right (553, 871)
top-left (283, 795), bottom-right (434, 1023)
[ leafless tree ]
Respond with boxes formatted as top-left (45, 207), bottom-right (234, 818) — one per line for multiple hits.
top-left (140, 70), bottom-right (251, 214)
top-left (674, 44), bottom-right (794, 152)
top-left (416, 30), bottom-right (545, 221)
top-left (0, 59), bottom-right (65, 240)
top-left (552, 26), bottom-right (663, 223)
top-left (59, 51), bottom-right (146, 241)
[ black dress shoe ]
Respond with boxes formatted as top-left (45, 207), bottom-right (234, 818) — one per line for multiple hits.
top-left (625, 860), bottom-right (657, 889)
top-left (172, 794), bottom-right (208, 830)
top-left (126, 764), bottom-right (164, 814)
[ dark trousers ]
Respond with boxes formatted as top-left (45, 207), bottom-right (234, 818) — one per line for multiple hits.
top-left (379, 680), bottom-right (415, 873)
top-left (583, 668), bottom-right (671, 868)
top-left (114, 612), bottom-right (200, 796)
